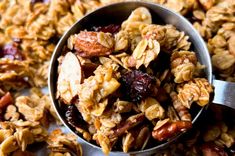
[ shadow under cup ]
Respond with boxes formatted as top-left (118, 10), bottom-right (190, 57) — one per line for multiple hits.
top-left (48, 1), bottom-right (213, 155)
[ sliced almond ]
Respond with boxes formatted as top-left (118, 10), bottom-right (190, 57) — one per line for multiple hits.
top-left (57, 52), bottom-right (82, 104)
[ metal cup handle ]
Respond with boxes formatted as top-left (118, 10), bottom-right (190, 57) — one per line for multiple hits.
top-left (213, 79), bottom-right (235, 109)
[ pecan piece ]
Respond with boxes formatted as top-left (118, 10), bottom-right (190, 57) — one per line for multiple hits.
top-left (170, 92), bottom-right (191, 121)
top-left (109, 113), bottom-right (145, 140)
top-left (152, 120), bottom-right (192, 141)
top-left (75, 31), bottom-right (114, 58)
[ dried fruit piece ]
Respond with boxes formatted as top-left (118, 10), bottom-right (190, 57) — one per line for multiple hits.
top-left (120, 70), bottom-right (155, 102)
top-left (74, 31), bottom-right (114, 58)
top-left (0, 43), bottom-right (23, 60)
top-left (57, 52), bottom-right (82, 104)
top-left (65, 105), bottom-right (87, 131)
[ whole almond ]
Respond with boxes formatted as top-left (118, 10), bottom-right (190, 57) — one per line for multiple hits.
top-left (75, 31), bottom-right (114, 58)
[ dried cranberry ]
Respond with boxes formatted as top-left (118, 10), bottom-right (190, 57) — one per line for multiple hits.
top-left (92, 24), bottom-right (120, 34)
top-left (120, 70), bottom-right (155, 102)
top-left (65, 105), bottom-right (87, 129)
top-left (1, 43), bottom-right (23, 60)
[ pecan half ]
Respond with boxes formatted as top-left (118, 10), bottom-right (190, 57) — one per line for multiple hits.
top-left (75, 31), bottom-right (114, 58)
top-left (152, 120), bottom-right (192, 141)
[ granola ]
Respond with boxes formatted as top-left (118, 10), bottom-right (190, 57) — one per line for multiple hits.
top-left (0, 0), bottom-right (234, 155)
top-left (56, 7), bottom-right (213, 154)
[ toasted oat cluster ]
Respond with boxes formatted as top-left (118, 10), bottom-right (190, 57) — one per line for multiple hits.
top-left (47, 129), bottom-right (82, 156)
top-left (56, 7), bottom-right (213, 154)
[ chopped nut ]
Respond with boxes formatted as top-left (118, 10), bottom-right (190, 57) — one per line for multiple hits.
top-left (109, 113), bottom-right (145, 140)
top-left (57, 52), bottom-right (83, 104)
top-left (167, 106), bottom-right (180, 121)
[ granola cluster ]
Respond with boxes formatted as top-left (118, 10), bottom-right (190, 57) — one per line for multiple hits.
top-left (0, 89), bottom-right (81, 156)
top-left (56, 7), bottom-right (213, 154)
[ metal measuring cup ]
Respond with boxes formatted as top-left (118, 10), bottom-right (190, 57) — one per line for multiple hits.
top-left (48, 1), bottom-right (235, 155)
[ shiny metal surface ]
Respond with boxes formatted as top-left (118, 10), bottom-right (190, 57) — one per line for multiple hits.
top-left (213, 80), bottom-right (235, 109)
top-left (48, 1), bottom-right (234, 155)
